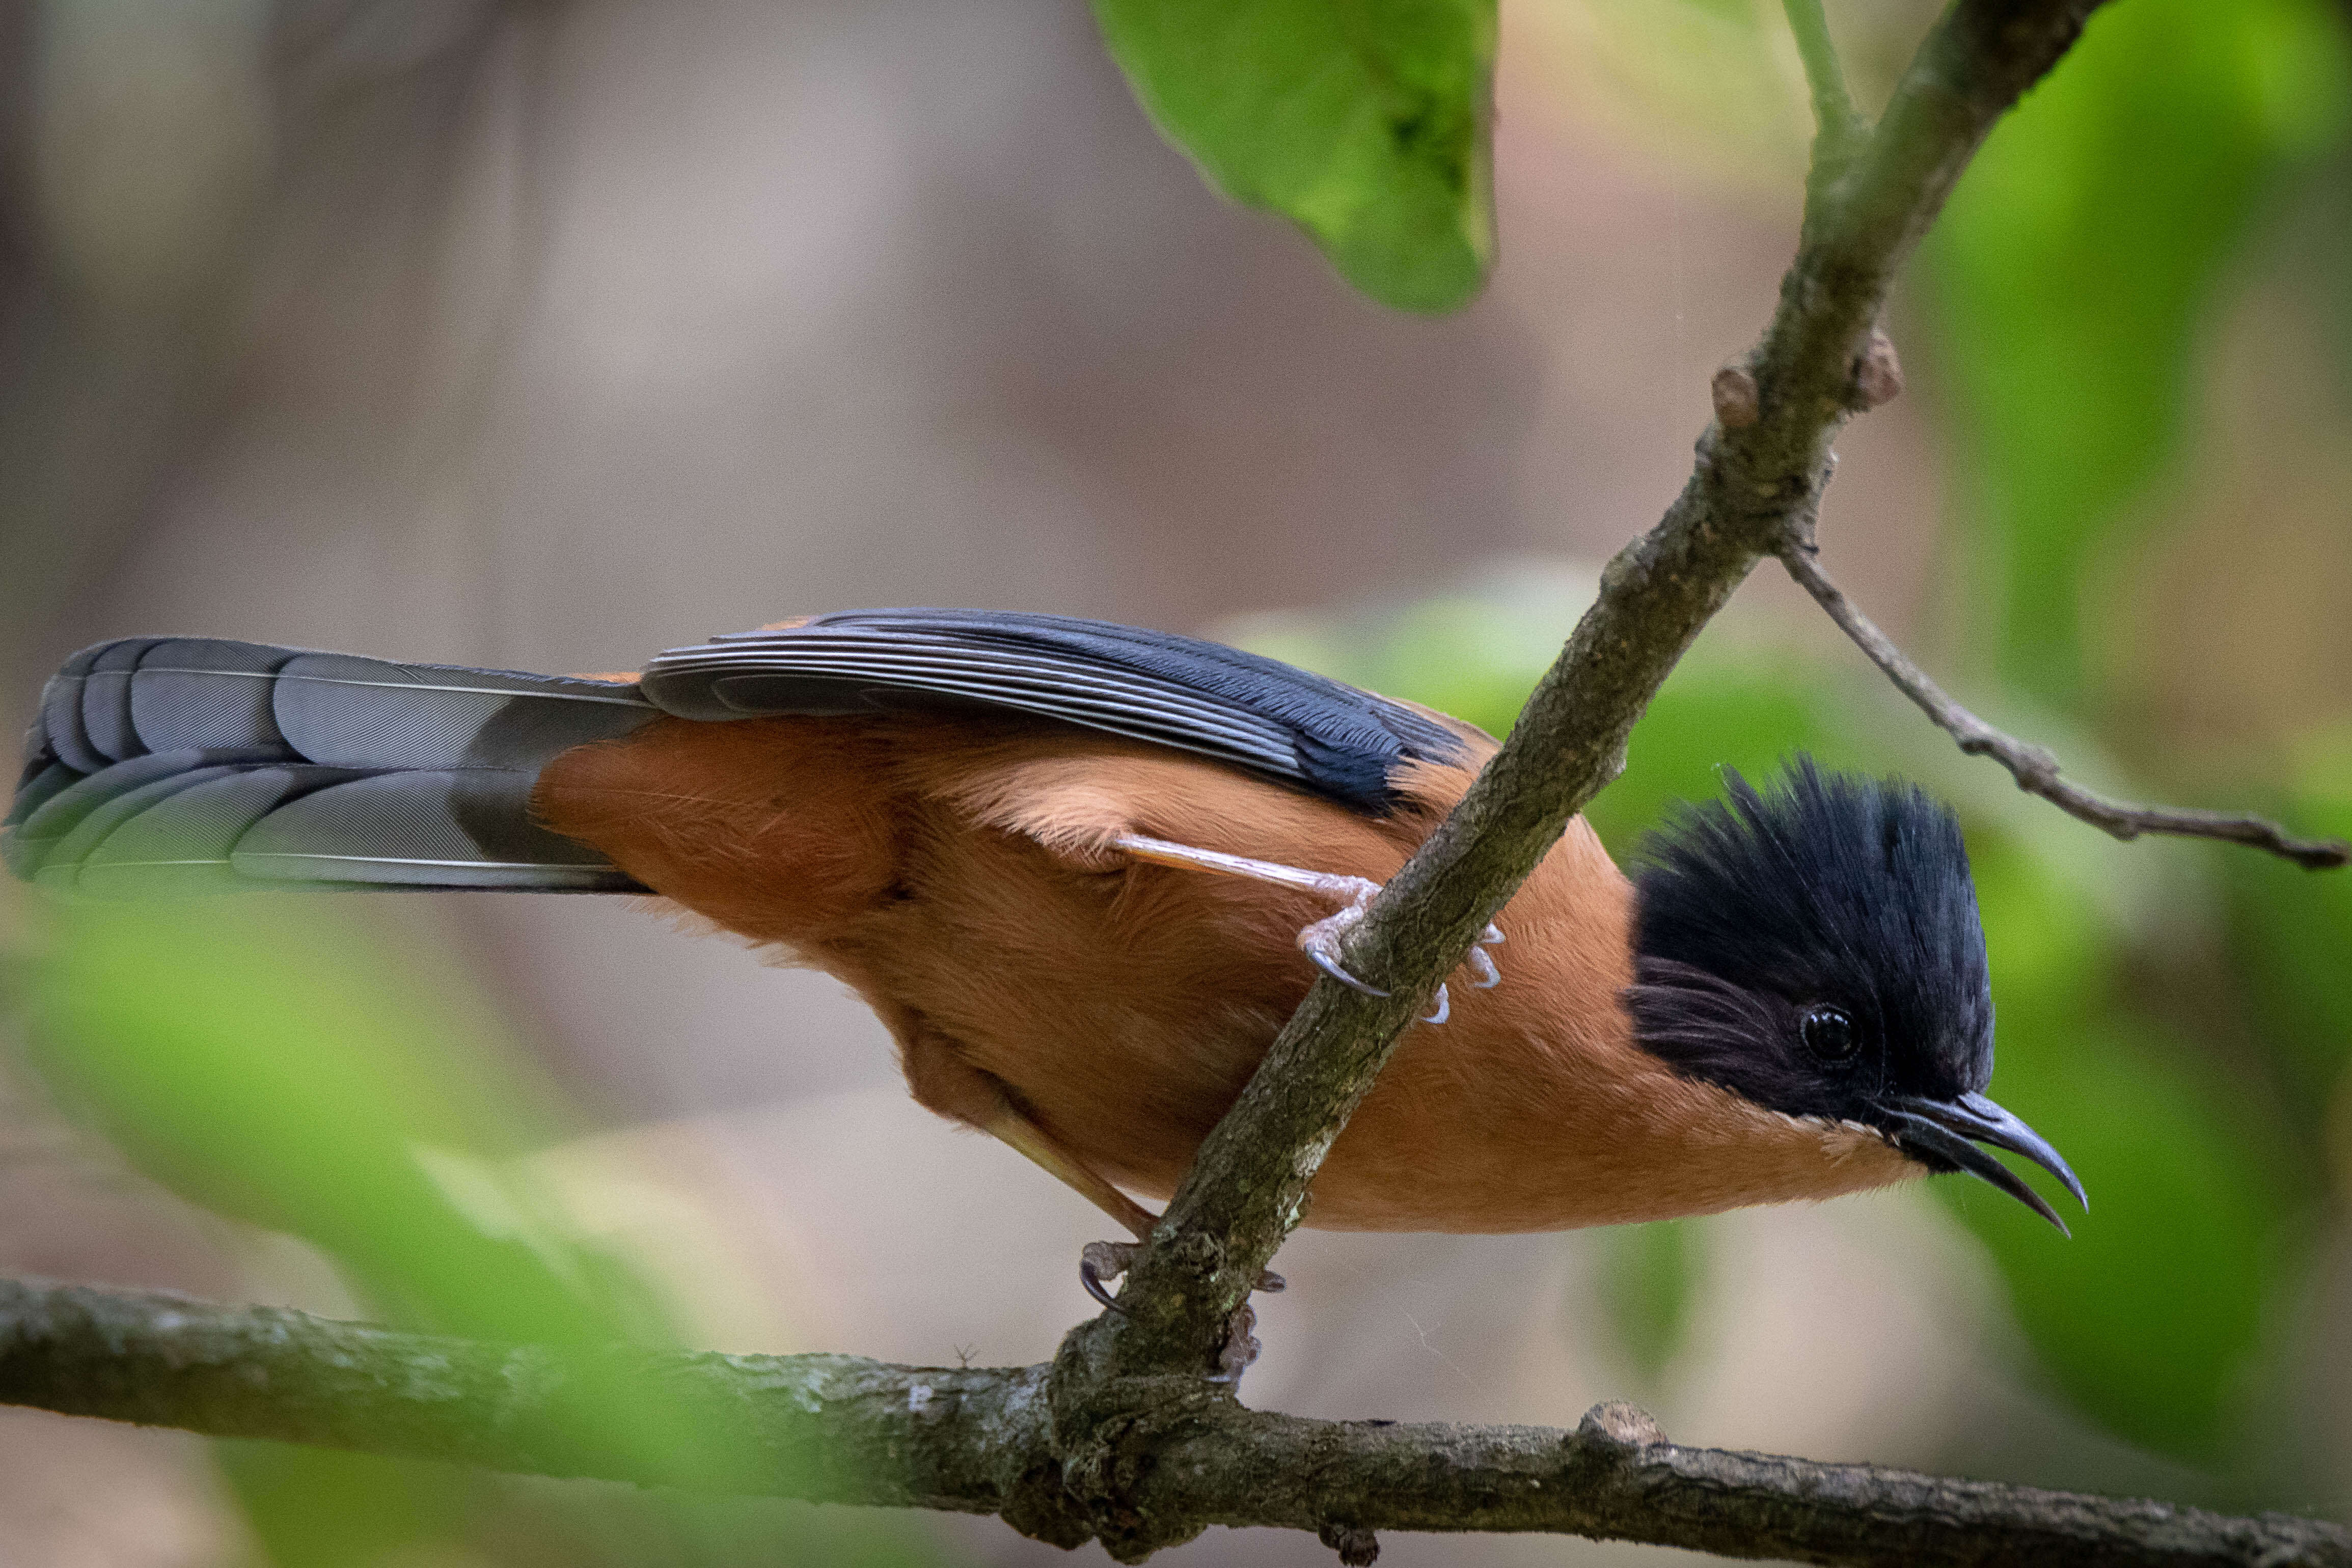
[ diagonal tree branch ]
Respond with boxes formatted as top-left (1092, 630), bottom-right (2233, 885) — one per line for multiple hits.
top-left (4, 1278), bottom-right (2345, 1568)
top-left (1781, 541), bottom-right (2352, 868)
top-left (1077, 0), bottom-right (2123, 1393)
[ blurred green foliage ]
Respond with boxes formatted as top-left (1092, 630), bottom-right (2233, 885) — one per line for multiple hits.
top-left (1091, 0), bottom-right (1496, 312)
top-left (16, 898), bottom-right (945, 1567)
top-left (30, 902), bottom-right (647, 1342)
top-left (1925, 0), bottom-right (2352, 704)
top-left (2227, 738), bottom-right (2352, 1116)
top-left (1225, 534), bottom-right (2341, 1470)
top-left (1120, 0), bottom-right (2349, 1463)
top-left (1599, 1218), bottom-right (1698, 1387)
top-left (1961, 835), bottom-right (2300, 1457)
top-left (1916, 0), bottom-right (2352, 1460)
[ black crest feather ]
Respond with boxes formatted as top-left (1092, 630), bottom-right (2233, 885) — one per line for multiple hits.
top-left (1626, 757), bottom-right (1992, 1120)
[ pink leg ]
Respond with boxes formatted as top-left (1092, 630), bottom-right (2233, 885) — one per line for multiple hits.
top-left (1113, 834), bottom-right (1504, 1023)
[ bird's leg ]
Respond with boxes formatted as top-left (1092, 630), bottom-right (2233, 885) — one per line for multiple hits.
top-left (1113, 833), bottom-right (1505, 1020)
top-left (979, 1099), bottom-right (1157, 1240)
top-left (976, 1104), bottom-right (1154, 1310)
top-left (975, 1101), bottom-right (1285, 1314)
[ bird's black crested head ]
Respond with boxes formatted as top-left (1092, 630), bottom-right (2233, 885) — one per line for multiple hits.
top-left (1625, 758), bottom-right (2083, 1233)
top-left (1627, 757), bottom-right (1992, 1122)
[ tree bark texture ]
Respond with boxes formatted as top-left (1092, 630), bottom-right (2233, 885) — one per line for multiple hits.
top-left (1, 1281), bottom-right (2342, 1566)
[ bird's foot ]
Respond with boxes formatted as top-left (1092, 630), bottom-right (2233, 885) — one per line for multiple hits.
top-left (1210, 1300), bottom-right (1261, 1385)
top-left (1078, 1241), bottom-right (1285, 1314)
top-left (1299, 897), bottom-right (1506, 1025)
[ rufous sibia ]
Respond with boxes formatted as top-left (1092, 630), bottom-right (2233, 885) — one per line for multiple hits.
top-left (7, 611), bottom-right (2083, 1291)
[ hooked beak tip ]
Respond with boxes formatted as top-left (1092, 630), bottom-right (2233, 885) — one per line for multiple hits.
top-left (1877, 1091), bottom-right (2086, 1234)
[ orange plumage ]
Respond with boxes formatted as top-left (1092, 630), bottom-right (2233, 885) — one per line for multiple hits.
top-left (536, 709), bottom-right (1916, 1231)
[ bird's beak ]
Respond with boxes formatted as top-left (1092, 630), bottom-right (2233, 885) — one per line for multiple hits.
top-left (1874, 1091), bottom-right (2087, 1235)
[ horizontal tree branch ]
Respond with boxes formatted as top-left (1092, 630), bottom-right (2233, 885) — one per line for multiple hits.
top-left (1781, 542), bottom-right (2352, 869)
top-left (4, 1278), bottom-right (2345, 1567)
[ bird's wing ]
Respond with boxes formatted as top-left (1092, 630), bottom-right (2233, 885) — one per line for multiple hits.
top-left (639, 609), bottom-right (1472, 813)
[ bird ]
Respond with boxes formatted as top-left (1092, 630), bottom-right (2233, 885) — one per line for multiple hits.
top-left (5, 610), bottom-right (2084, 1275)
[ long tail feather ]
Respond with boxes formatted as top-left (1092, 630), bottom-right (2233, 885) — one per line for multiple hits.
top-left (8, 638), bottom-right (657, 894)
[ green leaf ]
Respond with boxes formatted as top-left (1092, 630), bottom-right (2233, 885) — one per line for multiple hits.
top-left (1092, 0), bottom-right (1496, 312)
top-left (1925, 0), bottom-right (2352, 704)
top-left (214, 1445), bottom-right (481, 1568)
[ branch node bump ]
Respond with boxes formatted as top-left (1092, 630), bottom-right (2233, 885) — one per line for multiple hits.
top-left (1851, 329), bottom-right (1904, 409)
top-left (1712, 365), bottom-right (1761, 428)
top-left (1319, 1522), bottom-right (1381, 1565)
top-left (1579, 1400), bottom-right (1668, 1446)
top-left (1998, 741), bottom-right (2062, 786)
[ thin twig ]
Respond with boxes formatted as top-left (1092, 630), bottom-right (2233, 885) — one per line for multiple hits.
top-left (1781, 541), bottom-right (2350, 869)
top-left (1, 1280), bottom-right (2343, 1567)
top-left (1784, 0), bottom-right (1865, 150)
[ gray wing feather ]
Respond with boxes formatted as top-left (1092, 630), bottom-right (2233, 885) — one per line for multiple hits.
top-left (9, 762), bottom-right (80, 832)
top-left (270, 653), bottom-right (652, 770)
top-left (233, 771), bottom-right (636, 890)
top-left (75, 766), bottom-right (352, 895)
top-left (638, 610), bottom-right (1479, 812)
top-left (698, 664), bottom-right (1298, 769)
top-left (7, 747), bottom-right (288, 881)
top-left (79, 641), bottom-right (146, 763)
top-left (126, 639), bottom-right (289, 752)
top-left (38, 648), bottom-right (109, 774)
top-left (692, 639), bottom-right (1303, 740)
top-left (32, 764), bottom-right (268, 890)
top-left (10, 638), bottom-right (655, 896)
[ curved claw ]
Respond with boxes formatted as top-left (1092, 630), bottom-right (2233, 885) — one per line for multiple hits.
top-left (1423, 984), bottom-right (1451, 1025)
top-left (1481, 924), bottom-right (1504, 945)
top-left (1083, 1249), bottom-right (1280, 1317)
top-left (1466, 945), bottom-right (1501, 990)
top-left (1080, 1258), bottom-right (1126, 1313)
top-left (1306, 943), bottom-right (1390, 998)
top-left (1080, 1241), bottom-right (1137, 1315)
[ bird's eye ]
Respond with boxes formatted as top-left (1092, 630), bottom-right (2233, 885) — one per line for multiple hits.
top-left (1799, 1004), bottom-right (1857, 1062)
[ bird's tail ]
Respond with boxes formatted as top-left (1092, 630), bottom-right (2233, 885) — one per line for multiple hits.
top-left (6, 638), bottom-right (660, 895)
